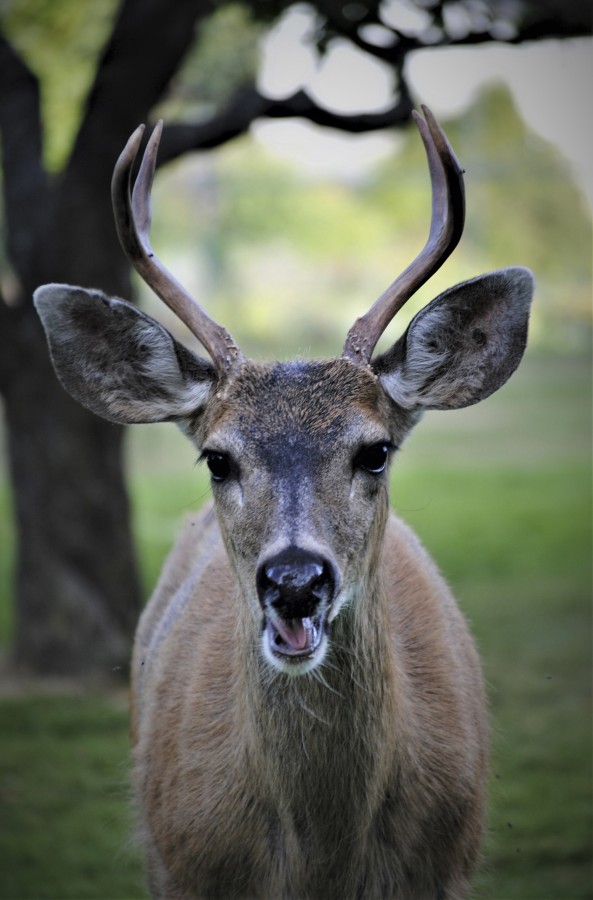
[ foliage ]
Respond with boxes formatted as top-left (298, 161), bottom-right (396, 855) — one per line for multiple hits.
top-left (2, 0), bottom-right (590, 171)
top-left (156, 3), bottom-right (264, 119)
top-left (0, 0), bottom-right (119, 168)
top-left (367, 85), bottom-right (592, 343)
top-left (143, 85), bottom-right (591, 359)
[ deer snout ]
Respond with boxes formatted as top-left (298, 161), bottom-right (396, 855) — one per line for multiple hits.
top-left (256, 546), bottom-right (336, 619)
top-left (257, 546), bottom-right (338, 667)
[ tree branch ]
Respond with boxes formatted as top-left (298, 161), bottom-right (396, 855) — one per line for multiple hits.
top-left (63, 0), bottom-right (215, 186)
top-left (50, 0), bottom-right (219, 297)
top-left (314, 0), bottom-right (414, 64)
top-left (315, 0), bottom-right (592, 66)
top-left (411, 20), bottom-right (592, 51)
top-left (155, 80), bottom-right (415, 166)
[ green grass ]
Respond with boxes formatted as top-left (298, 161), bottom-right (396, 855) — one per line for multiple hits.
top-left (0, 352), bottom-right (591, 898)
top-left (0, 694), bottom-right (145, 899)
top-left (410, 467), bottom-right (591, 900)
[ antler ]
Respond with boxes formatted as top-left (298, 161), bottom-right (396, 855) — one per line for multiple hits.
top-left (111, 121), bottom-right (244, 376)
top-left (342, 106), bottom-right (465, 366)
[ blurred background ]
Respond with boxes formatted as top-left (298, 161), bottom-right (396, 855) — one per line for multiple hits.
top-left (0, 1), bottom-right (591, 897)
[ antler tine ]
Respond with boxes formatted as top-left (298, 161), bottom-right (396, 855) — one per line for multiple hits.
top-left (111, 121), bottom-right (243, 376)
top-left (342, 105), bottom-right (465, 366)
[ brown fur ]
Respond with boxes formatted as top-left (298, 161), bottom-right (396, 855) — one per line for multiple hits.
top-left (131, 358), bottom-right (489, 900)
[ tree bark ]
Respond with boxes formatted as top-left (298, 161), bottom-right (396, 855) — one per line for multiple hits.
top-left (0, 31), bottom-right (141, 674)
top-left (4, 334), bottom-right (140, 675)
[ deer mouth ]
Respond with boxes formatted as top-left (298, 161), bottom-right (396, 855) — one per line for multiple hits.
top-left (265, 611), bottom-right (327, 661)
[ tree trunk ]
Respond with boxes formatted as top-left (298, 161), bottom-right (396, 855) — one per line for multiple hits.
top-left (2, 196), bottom-right (143, 676)
top-left (5, 345), bottom-right (141, 676)
top-left (0, 0), bottom-right (207, 676)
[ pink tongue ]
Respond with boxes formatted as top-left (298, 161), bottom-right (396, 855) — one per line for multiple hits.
top-left (275, 617), bottom-right (309, 651)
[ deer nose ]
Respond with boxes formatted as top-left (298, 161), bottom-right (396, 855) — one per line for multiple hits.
top-left (256, 546), bottom-right (336, 618)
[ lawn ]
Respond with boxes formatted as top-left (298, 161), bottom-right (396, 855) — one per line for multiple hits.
top-left (0, 352), bottom-right (591, 899)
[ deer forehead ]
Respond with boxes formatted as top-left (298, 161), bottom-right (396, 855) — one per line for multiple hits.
top-left (200, 358), bottom-right (394, 459)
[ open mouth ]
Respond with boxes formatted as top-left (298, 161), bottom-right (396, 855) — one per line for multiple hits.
top-left (265, 611), bottom-right (328, 660)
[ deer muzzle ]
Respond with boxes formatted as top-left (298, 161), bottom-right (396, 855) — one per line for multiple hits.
top-left (256, 546), bottom-right (338, 669)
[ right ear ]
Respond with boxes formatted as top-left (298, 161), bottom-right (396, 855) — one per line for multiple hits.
top-left (34, 284), bottom-right (217, 424)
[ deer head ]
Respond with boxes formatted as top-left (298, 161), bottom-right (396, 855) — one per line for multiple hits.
top-left (34, 109), bottom-right (533, 675)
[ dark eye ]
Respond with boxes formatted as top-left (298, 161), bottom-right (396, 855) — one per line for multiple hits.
top-left (204, 451), bottom-right (231, 482)
top-left (355, 442), bottom-right (390, 475)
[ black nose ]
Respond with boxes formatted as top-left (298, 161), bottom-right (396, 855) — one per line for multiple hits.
top-left (256, 546), bottom-right (336, 618)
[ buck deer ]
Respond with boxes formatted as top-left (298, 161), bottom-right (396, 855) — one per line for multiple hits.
top-left (35, 108), bottom-right (533, 899)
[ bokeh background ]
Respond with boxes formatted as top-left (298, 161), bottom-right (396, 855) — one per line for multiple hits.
top-left (0, 1), bottom-right (591, 897)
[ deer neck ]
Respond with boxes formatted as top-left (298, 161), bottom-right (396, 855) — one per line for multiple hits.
top-left (237, 560), bottom-right (399, 836)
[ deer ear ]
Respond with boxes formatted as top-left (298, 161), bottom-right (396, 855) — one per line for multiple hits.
top-left (373, 267), bottom-right (534, 411)
top-left (34, 284), bottom-right (217, 424)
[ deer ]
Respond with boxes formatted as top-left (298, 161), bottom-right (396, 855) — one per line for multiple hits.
top-left (34, 107), bottom-right (533, 899)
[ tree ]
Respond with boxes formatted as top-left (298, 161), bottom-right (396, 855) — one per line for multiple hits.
top-left (0, 0), bottom-right (590, 676)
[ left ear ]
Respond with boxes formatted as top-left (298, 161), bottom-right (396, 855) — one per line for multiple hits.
top-left (373, 267), bottom-right (534, 411)
top-left (34, 283), bottom-right (217, 425)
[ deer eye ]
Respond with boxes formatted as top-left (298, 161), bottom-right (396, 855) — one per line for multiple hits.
top-left (204, 451), bottom-right (231, 482)
top-left (354, 442), bottom-right (390, 475)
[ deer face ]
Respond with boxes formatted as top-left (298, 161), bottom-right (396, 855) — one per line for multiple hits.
top-left (194, 358), bottom-right (409, 674)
